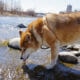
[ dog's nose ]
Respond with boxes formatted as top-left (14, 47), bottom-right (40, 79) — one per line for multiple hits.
top-left (20, 56), bottom-right (23, 60)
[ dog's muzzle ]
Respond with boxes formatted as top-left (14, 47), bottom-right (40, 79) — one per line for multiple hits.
top-left (20, 56), bottom-right (23, 60)
top-left (20, 54), bottom-right (30, 60)
top-left (20, 48), bottom-right (26, 60)
top-left (20, 48), bottom-right (31, 61)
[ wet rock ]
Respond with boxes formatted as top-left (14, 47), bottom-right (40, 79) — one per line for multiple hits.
top-left (17, 24), bottom-right (26, 28)
top-left (8, 37), bottom-right (21, 50)
top-left (59, 55), bottom-right (78, 64)
top-left (59, 51), bottom-right (78, 64)
top-left (75, 52), bottom-right (80, 57)
top-left (62, 44), bottom-right (80, 51)
top-left (22, 62), bottom-right (80, 80)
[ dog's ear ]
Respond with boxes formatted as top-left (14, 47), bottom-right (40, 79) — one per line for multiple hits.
top-left (19, 30), bottom-right (23, 37)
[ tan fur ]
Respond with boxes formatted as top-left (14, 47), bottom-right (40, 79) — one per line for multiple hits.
top-left (19, 12), bottom-right (80, 69)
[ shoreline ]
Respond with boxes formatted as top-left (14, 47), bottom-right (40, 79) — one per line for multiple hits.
top-left (0, 13), bottom-right (37, 17)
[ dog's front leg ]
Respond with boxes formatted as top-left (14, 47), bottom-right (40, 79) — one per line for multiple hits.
top-left (43, 26), bottom-right (59, 69)
top-left (51, 41), bottom-right (59, 67)
top-left (46, 41), bottom-right (59, 69)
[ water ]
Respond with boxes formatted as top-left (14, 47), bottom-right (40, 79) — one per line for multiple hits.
top-left (0, 16), bottom-right (38, 79)
top-left (0, 16), bottom-right (36, 40)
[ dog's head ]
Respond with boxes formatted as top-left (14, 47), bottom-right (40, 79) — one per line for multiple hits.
top-left (19, 18), bottom-right (43, 61)
top-left (19, 30), bottom-right (39, 61)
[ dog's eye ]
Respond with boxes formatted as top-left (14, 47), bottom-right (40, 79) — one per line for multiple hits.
top-left (26, 35), bottom-right (31, 41)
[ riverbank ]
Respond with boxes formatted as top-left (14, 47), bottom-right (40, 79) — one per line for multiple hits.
top-left (0, 11), bottom-right (44, 17)
top-left (0, 12), bottom-right (37, 17)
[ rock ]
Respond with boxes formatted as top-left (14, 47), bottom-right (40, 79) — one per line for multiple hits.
top-left (62, 44), bottom-right (80, 51)
top-left (59, 55), bottom-right (78, 64)
top-left (17, 24), bottom-right (26, 28)
top-left (8, 37), bottom-right (21, 50)
top-left (75, 52), bottom-right (80, 57)
top-left (22, 62), bottom-right (80, 80)
top-left (59, 51), bottom-right (78, 64)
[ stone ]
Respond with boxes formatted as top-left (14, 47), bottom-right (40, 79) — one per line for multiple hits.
top-left (22, 62), bottom-right (80, 80)
top-left (8, 37), bottom-right (21, 50)
top-left (17, 24), bottom-right (26, 28)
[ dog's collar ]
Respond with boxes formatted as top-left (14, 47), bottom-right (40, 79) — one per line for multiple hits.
top-left (41, 27), bottom-right (50, 49)
top-left (31, 20), bottom-right (49, 49)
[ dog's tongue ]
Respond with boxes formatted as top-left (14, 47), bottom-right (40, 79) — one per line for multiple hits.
top-left (22, 54), bottom-right (30, 61)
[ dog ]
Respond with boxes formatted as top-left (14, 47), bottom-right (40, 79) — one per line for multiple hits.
top-left (19, 12), bottom-right (80, 69)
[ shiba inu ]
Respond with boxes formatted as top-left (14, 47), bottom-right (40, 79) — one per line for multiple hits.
top-left (19, 12), bottom-right (80, 69)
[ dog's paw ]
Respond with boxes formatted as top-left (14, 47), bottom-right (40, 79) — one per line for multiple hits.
top-left (45, 60), bottom-right (57, 69)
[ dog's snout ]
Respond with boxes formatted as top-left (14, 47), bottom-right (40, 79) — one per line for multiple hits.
top-left (20, 56), bottom-right (23, 60)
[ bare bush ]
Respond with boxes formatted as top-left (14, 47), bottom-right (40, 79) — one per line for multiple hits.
top-left (0, 0), bottom-right (4, 14)
top-left (26, 9), bottom-right (36, 16)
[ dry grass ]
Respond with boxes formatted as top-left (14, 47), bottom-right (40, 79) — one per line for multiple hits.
top-left (0, 40), bottom-right (8, 47)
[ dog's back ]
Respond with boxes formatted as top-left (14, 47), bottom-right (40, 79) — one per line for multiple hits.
top-left (44, 12), bottom-right (80, 45)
